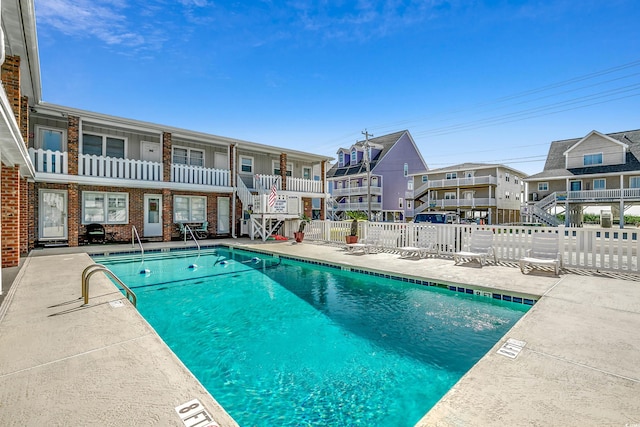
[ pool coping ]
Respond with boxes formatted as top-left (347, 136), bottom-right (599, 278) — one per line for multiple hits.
top-left (91, 243), bottom-right (541, 306)
top-left (2, 238), bottom-right (639, 426)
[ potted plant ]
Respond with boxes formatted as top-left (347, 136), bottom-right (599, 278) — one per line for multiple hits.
top-left (294, 213), bottom-right (311, 243)
top-left (345, 211), bottom-right (367, 244)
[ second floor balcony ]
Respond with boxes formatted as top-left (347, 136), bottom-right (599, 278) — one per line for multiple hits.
top-left (254, 174), bottom-right (323, 194)
top-left (29, 148), bottom-right (230, 187)
top-left (332, 185), bottom-right (382, 197)
top-left (328, 200), bottom-right (383, 212)
top-left (426, 197), bottom-right (498, 209)
top-left (413, 176), bottom-right (498, 199)
top-left (29, 149), bottom-right (325, 192)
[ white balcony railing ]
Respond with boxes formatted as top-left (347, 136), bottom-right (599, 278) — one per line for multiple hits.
top-left (568, 188), bottom-right (640, 201)
top-left (427, 176), bottom-right (498, 189)
top-left (328, 201), bottom-right (382, 211)
top-left (29, 148), bottom-right (68, 174)
top-left (79, 154), bottom-right (163, 181)
top-left (255, 174), bottom-right (323, 193)
top-left (287, 176), bottom-right (323, 193)
top-left (172, 164), bottom-right (230, 186)
top-left (428, 198), bottom-right (497, 209)
top-left (332, 186), bottom-right (382, 197)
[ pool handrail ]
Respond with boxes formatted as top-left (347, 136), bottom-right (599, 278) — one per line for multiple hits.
top-left (131, 225), bottom-right (144, 258)
top-left (183, 224), bottom-right (201, 254)
top-left (81, 263), bottom-right (137, 307)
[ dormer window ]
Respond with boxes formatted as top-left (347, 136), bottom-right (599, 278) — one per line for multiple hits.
top-left (584, 153), bottom-right (603, 166)
top-left (351, 149), bottom-right (357, 165)
top-left (339, 152), bottom-right (344, 166)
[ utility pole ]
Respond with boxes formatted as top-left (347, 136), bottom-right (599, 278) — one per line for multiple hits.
top-left (362, 129), bottom-right (373, 221)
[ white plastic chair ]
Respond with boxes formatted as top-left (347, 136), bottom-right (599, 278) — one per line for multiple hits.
top-left (399, 227), bottom-right (438, 258)
top-left (519, 233), bottom-right (562, 275)
top-left (454, 230), bottom-right (496, 267)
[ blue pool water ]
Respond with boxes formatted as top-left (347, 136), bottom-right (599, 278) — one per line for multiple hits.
top-left (94, 247), bottom-right (529, 427)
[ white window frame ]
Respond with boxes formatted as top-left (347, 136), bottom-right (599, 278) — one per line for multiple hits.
top-left (398, 198), bottom-right (403, 209)
top-left (538, 182), bottom-right (549, 191)
top-left (338, 152), bottom-right (344, 166)
top-left (272, 160), bottom-right (293, 177)
top-left (35, 125), bottom-right (67, 151)
top-left (302, 166), bottom-right (312, 180)
top-left (173, 145), bottom-right (204, 167)
top-left (444, 192), bottom-right (456, 200)
top-left (239, 155), bottom-right (254, 174)
top-left (351, 149), bottom-right (357, 165)
top-left (82, 191), bottom-right (128, 224)
top-left (593, 178), bottom-right (606, 190)
top-left (173, 195), bottom-right (207, 223)
top-left (421, 175), bottom-right (428, 183)
top-left (630, 177), bottom-right (640, 188)
top-left (403, 163), bottom-right (408, 177)
top-left (81, 132), bottom-right (127, 158)
top-left (407, 180), bottom-right (414, 191)
top-left (505, 172), bottom-right (510, 182)
top-left (446, 172), bottom-right (457, 180)
top-left (584, 152), bottom-right (603, 166)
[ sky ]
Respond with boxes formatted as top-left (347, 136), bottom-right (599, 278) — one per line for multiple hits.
top-left (34, 0), bottom-right (640, 176)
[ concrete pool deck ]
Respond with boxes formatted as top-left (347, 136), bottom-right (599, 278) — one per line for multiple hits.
top-left (0, 238), bottom-right (639, 426)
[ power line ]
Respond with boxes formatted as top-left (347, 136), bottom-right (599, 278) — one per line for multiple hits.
top-left (323, 58), bottom-right (640, 153)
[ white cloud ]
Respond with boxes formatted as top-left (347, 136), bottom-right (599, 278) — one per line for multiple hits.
top-left (36, 0), bottom-right (146, 47)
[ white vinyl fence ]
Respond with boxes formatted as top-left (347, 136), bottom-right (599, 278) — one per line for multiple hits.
top-left (302, 221), bottom-right (640, 273)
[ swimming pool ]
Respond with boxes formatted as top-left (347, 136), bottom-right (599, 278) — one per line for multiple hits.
top-left (94, 247), bottom-right (529, 427)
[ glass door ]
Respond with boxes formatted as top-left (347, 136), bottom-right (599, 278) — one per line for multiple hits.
top-left (39, 190), bottom-right (67, 240)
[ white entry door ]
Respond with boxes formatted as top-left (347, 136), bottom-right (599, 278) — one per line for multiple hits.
top-left (39, 189), bottom-right (67, 240)
top-left (144, 194), bottom-right (162, 237)
top-left (217, 197), bottom-right (230, 234)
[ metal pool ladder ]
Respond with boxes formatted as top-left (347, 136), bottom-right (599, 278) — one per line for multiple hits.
top-left (183, 224), bottom-right (201, 254)
top-left (82, 264), bottom-right (137, 307)
top-left (131, 225), bottom-right (144, 258)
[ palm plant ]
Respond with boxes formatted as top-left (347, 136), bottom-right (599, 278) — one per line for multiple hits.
top-left (346, 211), bottom-right (367, 236)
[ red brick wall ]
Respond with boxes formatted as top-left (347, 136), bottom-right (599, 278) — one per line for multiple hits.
top-left (68, 183), bottom-right (79, 246)
top-left (27, 182), bottom-right (37, 250)
top-left (162, 188), bottom-right (172, 241)
top-left (67, 116), bottom-right (79, 175)
top-left (163, 132), bottom-right (172, 182)
top-left (20, 178), bottom-right (28, 255)
top-left (1, 165), bottom-right (20, 267)
top-left (1, 55), bottom-right (23, 266)
top-left (1, 55), bottom-right (21, 124)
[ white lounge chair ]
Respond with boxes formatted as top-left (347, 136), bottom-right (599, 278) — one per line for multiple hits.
top-left (519, 233), bottom-right (562, 275)
top-left (454, 230), bottom-right (496, 267)
top-left (399, 227), bottom-right (438, 258)
top-left (346, 228), bottom-right (383, 254)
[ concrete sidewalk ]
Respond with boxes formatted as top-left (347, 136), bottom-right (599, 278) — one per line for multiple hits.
top-left (0, 238), bottom-right (638, 426)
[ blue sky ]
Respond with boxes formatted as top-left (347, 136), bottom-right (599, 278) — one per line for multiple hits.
top-left (34, 0), bottom-right (639, 175)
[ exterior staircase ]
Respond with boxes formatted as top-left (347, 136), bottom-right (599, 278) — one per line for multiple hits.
top-left (528, 192), bottom-right (562, 226)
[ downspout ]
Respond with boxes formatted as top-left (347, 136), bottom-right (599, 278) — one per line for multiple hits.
top-left (231, 144), bottom-right (237, 238)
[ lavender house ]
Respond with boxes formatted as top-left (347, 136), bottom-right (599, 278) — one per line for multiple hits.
top-left (327, 130), bottom-right (428, 222)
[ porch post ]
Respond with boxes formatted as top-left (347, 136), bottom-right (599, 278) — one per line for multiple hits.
top-left (619, 174), bottom-right (625, 229)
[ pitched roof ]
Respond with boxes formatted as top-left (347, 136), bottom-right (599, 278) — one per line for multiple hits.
top-left (527, 129), bottom-right (640, 180)
top-left (327, 130), bottom-right (407, 178)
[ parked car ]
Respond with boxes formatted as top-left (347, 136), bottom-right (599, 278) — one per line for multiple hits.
top-left (413, 212), bottom-right (459, 224)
